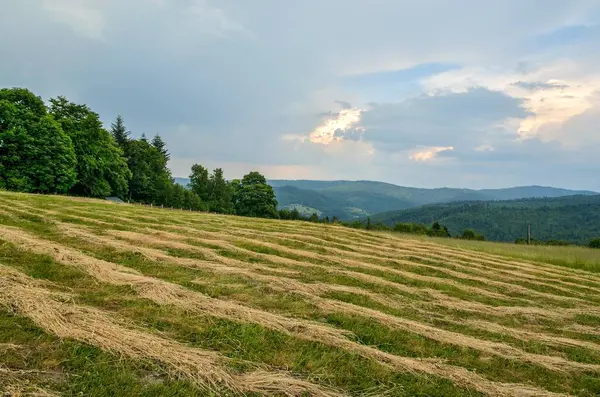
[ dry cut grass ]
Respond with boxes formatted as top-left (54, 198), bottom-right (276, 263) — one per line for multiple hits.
top-left (1, 190), bottom-right (600, 396)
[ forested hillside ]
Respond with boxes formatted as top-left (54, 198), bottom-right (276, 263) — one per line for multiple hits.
top-left (369, 195), bottom-right (600, 244)
top-left (266, 180), bottom-right (597, 220)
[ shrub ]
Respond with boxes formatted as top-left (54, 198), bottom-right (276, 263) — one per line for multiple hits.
top-left (461, 229), bottom-right (485, 241)
top-left (590, 238), bottom-right (600, 249)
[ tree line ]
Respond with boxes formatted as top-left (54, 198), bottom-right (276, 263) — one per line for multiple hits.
top-left (0, 88), bottom-right (278, 218)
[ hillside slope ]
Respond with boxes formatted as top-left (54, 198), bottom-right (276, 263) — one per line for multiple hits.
top-left (270, 180), bottom-right (597, 219)
top-left (174, 178), bottom-right (597, 220)
top-left (1, 191), bottom-right (600, 396)
top-left (370, 195), bottom-right (600, 244)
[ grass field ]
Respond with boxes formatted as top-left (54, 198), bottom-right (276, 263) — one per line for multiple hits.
top-left (401, 233), bottom-right (600, 274)
top-left (1, 190), bottom-right (600, 396)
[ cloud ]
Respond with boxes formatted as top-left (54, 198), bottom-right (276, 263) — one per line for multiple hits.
top-left (309, 107), bottom-right (365, 144)
top-left (1, 0), bottom-right (600, 191)
top-left (357, 87), bottom-right (528, 152)
top-left (41, 0), bottom-right (105, 40)
top-left (474, 144), bottom-right (495, 152)
top-left (422, 61), bottom-right (600, 144)
top-left (410, 146), bottom-right (454, 161)
top-left (511, 81), bottom-right (570, 90)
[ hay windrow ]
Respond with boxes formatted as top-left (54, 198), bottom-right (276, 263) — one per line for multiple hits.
top-left (0, 226), bottom-right (355, 344)
top-left (59, 224), bottom-right (600, 354)
top-left (2, 193), bottom-right (599, 396)
top-left (0, 265), bottom-right (343, 397)
top-left (49, 225), bottom-right (599, 373)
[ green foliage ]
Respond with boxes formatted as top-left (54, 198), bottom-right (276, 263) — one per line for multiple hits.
top-left (279, 208), bottom-right (302, 220)
top-left (392, 221), bottom-right (450, 237)
top-left (110, 115), bottom-right (130, 148)
top-left (189, 164), bottom-right (210, 202)
top-left (590, 238), bottom-right (600, 249)
top-left (49, 96), bottom-right (131, 198)
top-left (208, 168), bottom-right (233, 214)
top-left (151, 133), bottom-right (170, 161)
top-left (0, 88), bottom-right (77, 193)
top-left (232, 172), bottom-right (278, 218)
top-left (461, 229), bottom-right (485, 241)
top-left (270, 180), bottom-right (597, 220)
top-left (546, 240), bottom-right (571, 246)
top-left (125, 139), bottom-right (173, 205)
top-left (370, 196), bottom-right (600, 245)
top-left (189, 165), bottom-right (233, 213)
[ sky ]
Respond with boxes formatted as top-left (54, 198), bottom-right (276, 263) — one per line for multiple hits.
top-left (2, 1), bottom-right (600, 190)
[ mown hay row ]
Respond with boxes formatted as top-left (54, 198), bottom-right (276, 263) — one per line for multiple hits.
top-left (0, 265), bottom-right (342, 397)
top-left (0, 226), bottom-right (354, 342)
top-left (64, 223), bottom-right (600, 323)
top-left (52, 225), bottom-right (600, 373)
top-left (64, 223), bottom-right (599, 327)
top-left (0, 226), bottom-right (577, 396)
top-left (244, 229), bottom-right (600, 295)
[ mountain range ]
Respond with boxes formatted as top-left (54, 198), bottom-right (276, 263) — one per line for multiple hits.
top-left (175, 177), bottom-right (597, 220)
top-left (268, 180), bottom-right (597, 219)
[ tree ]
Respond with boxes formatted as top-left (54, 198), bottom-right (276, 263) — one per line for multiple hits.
top-left (110, 115), bottom-right (130, 148)
top-left (232, 171), bottom-right (278, 218)
top-left (278, 209), bottom-right (291, 219)
top-left (590, 238), bottom-right (600, 249)
top-left (461, 229), bottom-right (485, 241)
top-left (461, 229), bottom-right (476, 240)
top-left (183, 189), bottom-right (204, 211)
top-left (443, 226), bottom-right (450, 237)
top-left (49, 96), bottom-right (131, 198)
top-left (125, 138), bottom-right (172, 204)
top-left (290, 208), bottom-right (301, 220)
top-left (151, 134), bottom-right (170, 161)
top-left (208, 168), bottom-right (234, 213)
top-left (0, 88), bottom-right (76, 193)
top-left (189, 164), bottom-right (210, 202)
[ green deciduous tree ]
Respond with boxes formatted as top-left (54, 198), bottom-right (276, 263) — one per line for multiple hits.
top-left (49, 96), bottom-right (131, 198)
top-left (189, 164), bottom-right (210, 202)
top-left (208, 168), bottom-right (233, 213)
top-left (232, 171), bottom-right (278, 218)
top-left (125, 138), bottom-right (172, 204)
top-left (461, 229), bottom-right (485, 241)
top-left (0, 88), bottom-right (76, 193)
top-left (590, 238), bottom-right (600, 249)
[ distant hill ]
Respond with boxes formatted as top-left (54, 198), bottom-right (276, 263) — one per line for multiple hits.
top-left (368, 195), bottom-right (600, 245)
top-left (268, 180), bottom-right (597, 219)
top-left (175, 178), bottom-right (597, 220)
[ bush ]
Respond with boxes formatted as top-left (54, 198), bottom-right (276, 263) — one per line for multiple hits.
top-left (590, 238), bottom-right (600, 249)
top-left (546, 240), bottom-right (571, 246)
top-left (394, 222), bottom-right (428, 235)
top-left (461, 229), bottom-right (485, 241)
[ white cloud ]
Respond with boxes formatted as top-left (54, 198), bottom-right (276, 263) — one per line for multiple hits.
top-left (41, 0), bottom-right (106, 40)
top-left (475, 144), bottom-right (495, 152)
top-left (421, 60), bottom-right (600, 146)
top-left (309, 107), bottom-right (365, 144)
top-left (410, 146), bottom-right (454, 162)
